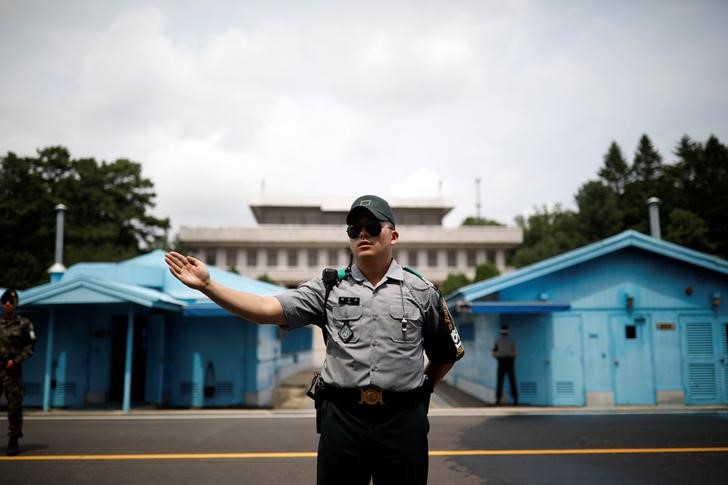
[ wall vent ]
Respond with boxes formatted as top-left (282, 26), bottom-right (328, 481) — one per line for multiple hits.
top-left (215, 382), bottom-right (234, 395)
top-left (519, 381), bottom-right (537, 398)
top-left (555, 381), bottom-right (574, 396)
top-left (688, 363), bottom-right (717, 399)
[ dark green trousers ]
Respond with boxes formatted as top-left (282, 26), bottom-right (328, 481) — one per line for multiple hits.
top-left (0, 368), bottom-right (24, 438)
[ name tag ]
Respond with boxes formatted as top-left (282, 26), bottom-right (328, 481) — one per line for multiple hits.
top-left (338, 297), bottom-right (360, 306)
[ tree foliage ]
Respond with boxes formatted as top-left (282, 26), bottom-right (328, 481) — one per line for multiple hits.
top-left (512, 134), bottom-right (728, 267)
top-left (440, 262), bottom-right (501, 296)
top-left (0, 146), bottom-right (170, 288)
top-left (462, 216), bottom-right (505, 227)
top-left (439, 272), bottom-right (471, 296)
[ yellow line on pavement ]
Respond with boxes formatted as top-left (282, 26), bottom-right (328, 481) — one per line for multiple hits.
top-left (429, 447), bottom-right (728, 456)
top-left (2, 447), bottom-right (728, 461)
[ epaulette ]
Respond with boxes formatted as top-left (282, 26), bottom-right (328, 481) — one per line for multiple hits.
top-left (403, 266), bottom-right (438, 293)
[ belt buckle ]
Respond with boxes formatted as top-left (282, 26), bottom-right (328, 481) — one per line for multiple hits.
top-left (359, 387), bottom-right (385, 405)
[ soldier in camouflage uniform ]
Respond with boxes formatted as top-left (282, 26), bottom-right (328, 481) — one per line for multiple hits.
top-left (1, 289), bottom-right (36, 456)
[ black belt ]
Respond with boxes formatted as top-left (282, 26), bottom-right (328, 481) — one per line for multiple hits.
top-left (321, 383), bottom-right (431, 407)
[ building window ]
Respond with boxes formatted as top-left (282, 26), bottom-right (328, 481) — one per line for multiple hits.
top-left (427, 250), bottom-right (438, 267)
top-left (226, 249), bottom-right (237, 267)
top-left (486, 250), bottom-right (495, 263)
top-left (408, 250), bottom-right (418, 267)
top-left (287, 249), bottom-right (298, 267)
top-left (466, 249), bottom-right (477, 267)
top-left (328, 249), bottom-right (339, 266)
top-left (206, 249), bottom-right (217, 266)
top-left (308, 249), bottom-right (319, 267)
top-left (267, 249), bottom-right (278, 267)
top-left (447, 250), bottom-right (457, 268)
top-left (625, 325), bottom-right (637, 339)
top-left (246, 248), bottom-right (258, 267)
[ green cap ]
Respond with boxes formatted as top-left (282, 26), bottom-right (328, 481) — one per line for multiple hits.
top-left (346, 195), bottom-right (396, 227)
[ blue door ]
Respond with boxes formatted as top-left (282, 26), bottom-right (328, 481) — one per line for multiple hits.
top-left (502, 315), bottom-right (549, 405)
top-left (549, 314), bottom-right (584, 406)
top-left (610, 315), bottom-right (655, 404)
top-left (681, 315), bottom-right (728, 405)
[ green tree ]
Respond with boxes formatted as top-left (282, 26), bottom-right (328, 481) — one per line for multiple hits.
top-left (461, 216), bottom-right (505, 226)
top-left (672, 135), bottom-right (728, 258)
top-left (473, 261), bottom-right (499, 282)
top-left (598, 141), bottom-right (630, 194)
top-left (0, 146), bottom-right (170, 288)
top-left (440, 272), bottom-right (471, 296)
top-left (664, 208), bottom-right (715, 253)
top-left (257, 274), bottom-right (278, 285)
top-left (574, 180), bottom-right (623, 242)
top-left (511, 205), bottom-right (586, 267)
top-left (621, 134), bottom-right (665, 232)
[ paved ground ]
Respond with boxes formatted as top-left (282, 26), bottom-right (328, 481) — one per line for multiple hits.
top-left (2, 407), bottom-right (727, 484)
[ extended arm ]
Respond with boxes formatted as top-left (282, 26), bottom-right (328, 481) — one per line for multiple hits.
top-left (165, 251), bottom-right (286, 325)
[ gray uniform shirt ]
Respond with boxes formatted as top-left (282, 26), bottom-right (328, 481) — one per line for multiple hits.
top-left (492, 335), bottom-right (517, 359)
top-left (275, 260), bottom-right (446, 391)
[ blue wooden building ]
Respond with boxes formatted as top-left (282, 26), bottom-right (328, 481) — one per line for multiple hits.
top-left (15, 250), bottom-right (313, 411)
top-left (446, 230), bottom-right (728, 406)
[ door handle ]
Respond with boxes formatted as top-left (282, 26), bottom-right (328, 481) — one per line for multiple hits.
top-left (614, 359), bottom-right (619, 367)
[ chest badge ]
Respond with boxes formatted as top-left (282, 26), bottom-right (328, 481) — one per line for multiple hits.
top-left (338, 323), bottom-right (354, 343)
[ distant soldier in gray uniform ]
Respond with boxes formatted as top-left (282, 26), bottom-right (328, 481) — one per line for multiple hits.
top-left (1, 288), bottom-right (36, 456)
top-left (492, 325), bottom-right (518, 405)
top-left (165, 194), bottom-right (465, 485)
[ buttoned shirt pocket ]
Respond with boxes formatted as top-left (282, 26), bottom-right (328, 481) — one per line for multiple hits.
top-left (389, 303), bottom-right (422, 344)
top-left (331, 305), bottom-right (363, 344)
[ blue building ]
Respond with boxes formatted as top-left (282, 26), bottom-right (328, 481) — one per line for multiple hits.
top-left (16, 250), bottom-right (313, 411)
top-left (446, 230), bottom-right (728, 406)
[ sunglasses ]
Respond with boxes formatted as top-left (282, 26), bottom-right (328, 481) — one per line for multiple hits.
top-left (346, 221), bottom-right (387, 239)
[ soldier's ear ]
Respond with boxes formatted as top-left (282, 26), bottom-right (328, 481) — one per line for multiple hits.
top-left (389, 228), bottom-right (399, 246)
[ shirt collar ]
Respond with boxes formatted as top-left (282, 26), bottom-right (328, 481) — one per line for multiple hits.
top-left (350, 259), bottom-right (404, 284)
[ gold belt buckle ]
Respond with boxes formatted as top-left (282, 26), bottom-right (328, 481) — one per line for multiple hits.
top-left (359, 388), bottom-right (385, 405)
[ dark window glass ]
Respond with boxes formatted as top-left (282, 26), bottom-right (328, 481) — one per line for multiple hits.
top-left (447, 250), bottom-right (457, 267)
top-left (206, 249), bottom-right (217, 266)
top-left (308, 249), bottom-right (318, 267)
top-left (625, 325), bottom-right (637, 339)
top-left (267, 249), bottom-right (278, 266)
top-left (287, 249), bottom-right (298, 267)
top-left (427, 250), bottom-right (438, 267)
top-left (246, 249), bottom-right (258, 266)
top-left (226, 249), bottom-right (237, 267)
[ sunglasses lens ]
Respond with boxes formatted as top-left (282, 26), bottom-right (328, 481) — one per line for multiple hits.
top-left (346, 222), bottom-right (384, 238)
top-left (366, 222), bottom-right (382, 236)
top-left (346, 225), bottom-right (360, 238)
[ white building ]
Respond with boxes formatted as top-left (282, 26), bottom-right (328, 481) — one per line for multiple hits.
top-left (179, 197), bottom-right (523, 288)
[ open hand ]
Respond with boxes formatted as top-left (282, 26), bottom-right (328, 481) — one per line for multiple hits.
top-left (165, 252), bottom-right (210, 290)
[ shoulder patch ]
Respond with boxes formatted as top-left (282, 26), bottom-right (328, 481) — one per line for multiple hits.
top-left (403, 266), bottom-right (438, 293)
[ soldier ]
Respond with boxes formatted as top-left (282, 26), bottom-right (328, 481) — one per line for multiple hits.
top-left (165, 194), bottom-right (464, 485)
top-left (492, 325), bottom-right (518, 405)
top-left (1, 288), bottom-right (36, 456)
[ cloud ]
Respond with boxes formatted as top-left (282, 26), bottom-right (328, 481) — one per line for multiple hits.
top-left (1, 0), bottom-right (727, 237)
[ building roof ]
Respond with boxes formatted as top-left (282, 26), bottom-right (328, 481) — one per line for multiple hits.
top-left (448, 230), bottom-right (728, 304)
top-left (248, 196), bottom-right (455, 211)
top-left (19, 249), bottom-right (285, 312)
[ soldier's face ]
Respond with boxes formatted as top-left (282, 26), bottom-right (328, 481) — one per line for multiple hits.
top-left (349, 215), bottom-right (398, 262)
top-left (2, 298), bottom-right (17, 316)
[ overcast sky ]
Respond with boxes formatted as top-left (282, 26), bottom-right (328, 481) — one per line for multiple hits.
top-left (2, 0), bottom-right (726, 235)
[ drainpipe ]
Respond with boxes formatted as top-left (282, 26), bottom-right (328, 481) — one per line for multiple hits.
top-left (646, 197), bottom-right (661, 240)
top-left (48, 204), bottom-right (67, 282)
